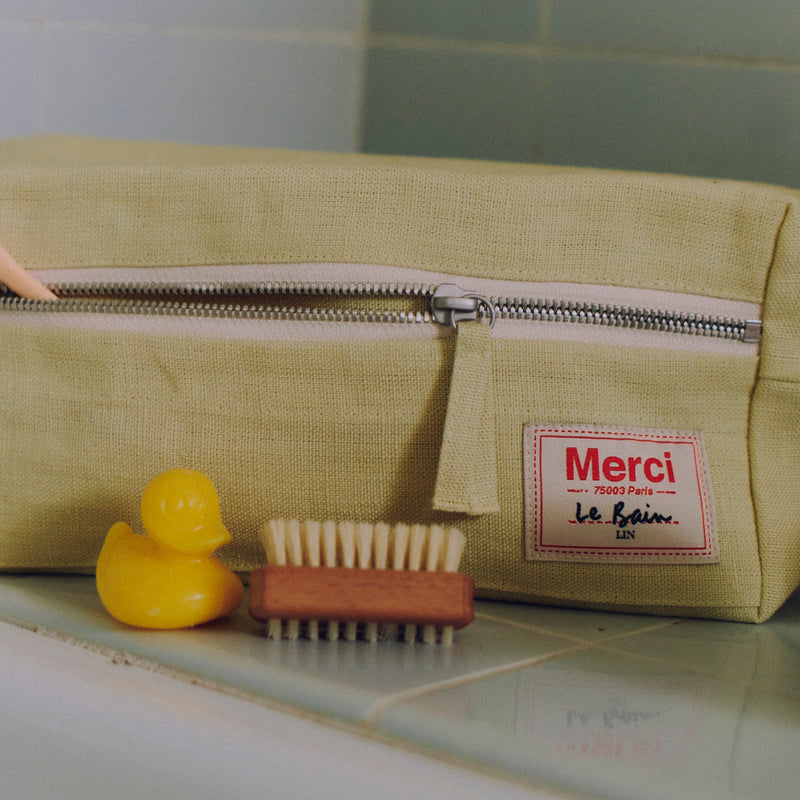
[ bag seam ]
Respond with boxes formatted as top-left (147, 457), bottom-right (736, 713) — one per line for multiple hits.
top-left (748, 197), bottom-right (795, 621)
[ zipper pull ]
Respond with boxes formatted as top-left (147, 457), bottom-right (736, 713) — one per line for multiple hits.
top-left (432, 318), bottom-right (500, 516)
top-left (431, 284), bottom-right (496, 328)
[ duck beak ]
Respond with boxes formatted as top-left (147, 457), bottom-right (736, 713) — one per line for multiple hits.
top-left (155, 517), bottom-right (232, 554)
top-left (197, 520), bottom-right (232, 553)
top-left (212, 521), bottom-right (233, 549)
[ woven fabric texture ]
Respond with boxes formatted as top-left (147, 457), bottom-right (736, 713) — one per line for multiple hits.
top-left (1, 136), bottom-right (798, 621)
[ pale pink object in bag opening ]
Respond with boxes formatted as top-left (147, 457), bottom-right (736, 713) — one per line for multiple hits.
top-left (0, 245), bottom-right (56, 300)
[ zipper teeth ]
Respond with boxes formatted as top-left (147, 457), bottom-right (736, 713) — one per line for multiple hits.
top-left (50, 280), bottom-right (438, 300)
top-left (493, 296), bottom-right (757, 341)
top-left (0, 281), bottom-right (438, 324)
top-left (0, 297), bottom-right (434, 324)
top-left (0, 280), bottom-right (761, 342)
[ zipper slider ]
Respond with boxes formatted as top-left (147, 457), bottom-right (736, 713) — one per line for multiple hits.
top-left (430, 284), bottom-right (496, 328)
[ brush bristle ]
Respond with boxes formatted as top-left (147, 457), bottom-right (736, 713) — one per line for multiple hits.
top-left (258, 520), bottom-right (466, 643)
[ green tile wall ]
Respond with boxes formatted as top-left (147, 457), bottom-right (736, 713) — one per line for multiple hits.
top-left (543, 58), bottom-right (800, 187)
top-left (552, 0), bottom-right (800, 60)
top-left (361, 0), bottom-right (800, 187)
top-left (369, 0), bottom-right (539, 43)
top-left (362, 47), bottom-right (540, 162)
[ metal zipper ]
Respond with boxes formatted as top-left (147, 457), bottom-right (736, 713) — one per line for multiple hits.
top-left (0, 280), bottom-right (439, 324)
top-left (430, 284), bottom-right (761, 343)
top-left (0, 279), bottom-right (762, 343)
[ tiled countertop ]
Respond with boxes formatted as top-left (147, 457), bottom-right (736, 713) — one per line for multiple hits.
top-left (1, 575), bottom-right (798, 799)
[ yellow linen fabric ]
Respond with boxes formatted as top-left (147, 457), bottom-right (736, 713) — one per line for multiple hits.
top-left (1, 136), bottom-right (798, 621)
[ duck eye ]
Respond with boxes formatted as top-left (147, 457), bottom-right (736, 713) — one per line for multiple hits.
top-left (166, 496), bottom-right (185, 514)
top-left (163, 494), bottom-right (207, 523)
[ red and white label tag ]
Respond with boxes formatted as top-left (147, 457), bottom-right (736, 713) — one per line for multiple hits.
top-left (524, 425), bottom-right (718, 563)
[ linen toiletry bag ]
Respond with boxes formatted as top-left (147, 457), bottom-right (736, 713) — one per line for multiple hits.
top-left (1, 136), bottom-right (798, 622)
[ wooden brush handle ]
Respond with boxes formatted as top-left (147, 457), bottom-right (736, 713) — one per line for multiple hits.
top-left (248, 566), bottom-right (474, 629)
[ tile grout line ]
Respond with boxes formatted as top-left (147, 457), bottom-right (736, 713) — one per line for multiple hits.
top-left (530, 0), bottom-right (553, 163)
top-left (33, 18), bottom-right (364, 47)
top-left (0, 615), bottom-right (391, 741)
top-left (352, 0), bottom-right (372, 153)
top-left (366, 31), bottom-right (800, 73)
top-left (361, 641), bottom-right (593, 728)
top-left (591, 639), bottom-right (758, 690)
top-left (474, 611), bottom-right (598, 645)
top-left (13, 15), bottom-right (800, 74)
top-left (361, 615), bottom-right (758, 731)
top-left (474, 610), bottom-right (687, 647)
top-left (572, 616), bottom-right (690, 645)
top-left (33, 18), bottom-right (49, 135)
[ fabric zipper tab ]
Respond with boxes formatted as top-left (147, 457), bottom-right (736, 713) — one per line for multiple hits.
top-left (432, 319), bottom-right (500, 516)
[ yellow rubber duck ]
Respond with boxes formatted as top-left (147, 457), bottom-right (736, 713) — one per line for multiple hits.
top-left (96, 469), bottom-right (245, 629)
